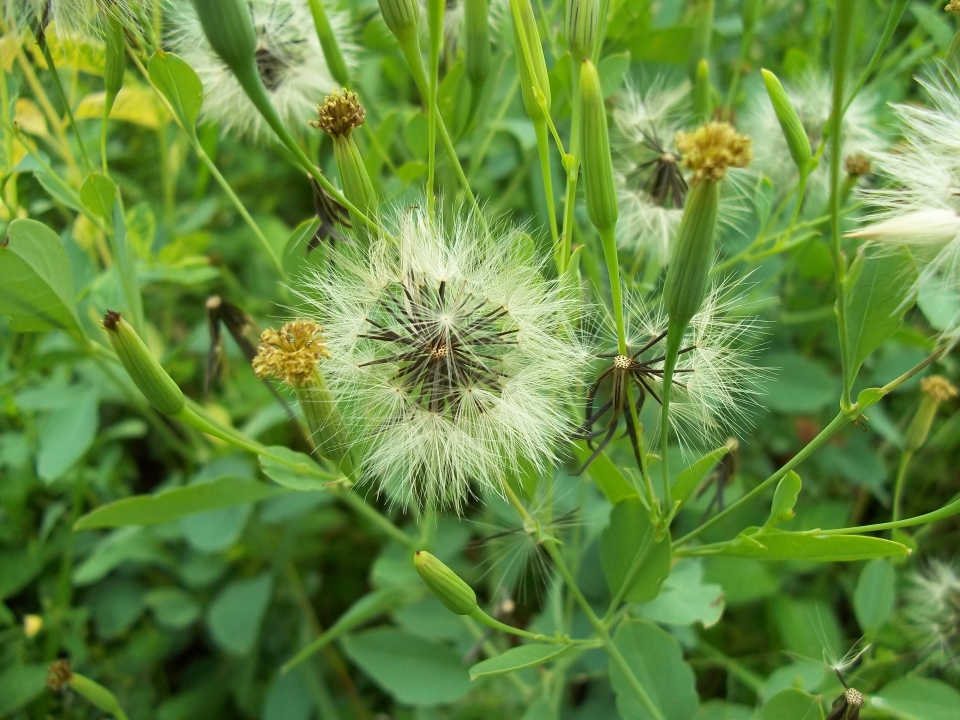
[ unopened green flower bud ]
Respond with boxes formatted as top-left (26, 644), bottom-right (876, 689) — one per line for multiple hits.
top-left (103, 311), bottom-right (185, 416)
top-left (693, 58), bottom-right (711, 122)
top-left (377, 0), bottom-right (420, 43)
top-left (192, 0), bottom-right (257, 74)
top-left (905, 376), bottom-right (957, 452)
top-left (580, 60), bottom-right (617, 233)
top-left (48, 660), bottom-right (128, 719)
top-left (464, 0), bottom-right (491, 86)
top-left (413, 551), bottom-right (478, 616)
top-left (103, 16), bottom-right (124, 116)
top-left (311, 91), bottom-right (377, 218)
top-left (511, 0), bottom-right (551, 122)
top-left (566, 0), bottom-right (598, 62)
top-left (760, 69), bottom-right (812, 177)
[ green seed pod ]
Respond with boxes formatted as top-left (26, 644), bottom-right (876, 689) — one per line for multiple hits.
top-left (566, 0), bottom-right (598, 62)
top-left (905, 376), bottom-right (957, 452)
top-left (464, 0), bottom-right (491, 86)
top-left (664, 179), bottom-right (720, 333)
top-left (192, 0), bottom-right (257, 74)
top-left (103, 311), bottom-right (185, 416)
top-left (580, 60), bottom-right (618, 233)
top-left (760, 69), bottom-right (812, 177)
top-left (413, 551), bottom-right (478, 616)
top-left (510, 0), bottom-right (551, 122)
top-left (103, 15), bottom-right (124, 116)
top-left (68, 674), bottom-right (128, 718)
top-left (377, 0), bottom-right (421, 43)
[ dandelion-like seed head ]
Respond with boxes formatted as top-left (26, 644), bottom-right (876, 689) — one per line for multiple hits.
top-left (5, 0), bottom-right (152, 40)
top-left (903, 560), bottom-right (960, 677)
top-left (844, 153), bottom-right (872, 178)
top-left (252, 320), bottom-right (330, 387)
top-left (675, 122), bottom-right (752, 183)
top-left (300, 205), bottom-right (587, 511)
top-left (310, 89), bottom-right (365, 138)
top-left (843, 688), bottom-right (864, 708)
top-left (168, 0), bottom-right (355, 141)
top-left (47, 659), bottom-right (72, 692)
top-left (921, 375), bottom-right (957, 403)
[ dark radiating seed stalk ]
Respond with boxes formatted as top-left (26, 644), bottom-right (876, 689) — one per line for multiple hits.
top-left (360, 275), bottom-right (517, 415)
top-left (625, 130), bottom-right (688, 209)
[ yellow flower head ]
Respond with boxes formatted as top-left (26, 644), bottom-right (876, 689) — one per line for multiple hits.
top-left (310, 89), bottom-right (366, 138)
top-left (252, 320), bottom-right (330, 386)
top-left (675, 121), bottom-right (752, 182)
top-left (921, 375), bottom-right (958, 404)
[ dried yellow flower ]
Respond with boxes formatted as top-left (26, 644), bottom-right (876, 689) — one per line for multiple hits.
top-left (921, 375), bottom-right (958, 404)
top-left (252, 320), bottom-right (330, 386)
top-left (310, 89), bottom-right (366, 138)
top-left (844, 153), bottom-right (872, 178)
top-left (946, 1), bottom-right (960, 15)
top-left (47, 659), bottom-right (73, 692)
top-left (675, 121), bottom-right (752, 182)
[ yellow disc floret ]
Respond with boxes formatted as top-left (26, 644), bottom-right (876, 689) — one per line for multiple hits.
top-left (253, 320), bottom-right (330, 386)
top-left (675, 121), bottom-right (752, 182)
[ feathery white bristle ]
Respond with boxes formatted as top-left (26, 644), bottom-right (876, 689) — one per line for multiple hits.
top-left (5, 0), bottom-right (153, 40)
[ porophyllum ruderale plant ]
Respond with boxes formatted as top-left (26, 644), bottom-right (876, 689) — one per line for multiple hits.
top-left (301, 205), bottom-right (588, 511)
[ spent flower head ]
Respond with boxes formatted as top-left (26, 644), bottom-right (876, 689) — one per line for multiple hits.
top-left (310, 89), bottom-right (365, 138)
top-left (299, 204), bottom-right (588, 511)
top-left (675, 121), bottom-right (752, 183)
top-left (168, 0), bottom-right (354, 141)
top-left (921, 374), bottom-right (957, 403)
top-left (252, 320), bottom-right (330, 387)
top-left (47, 659), bottom-right (72, 692)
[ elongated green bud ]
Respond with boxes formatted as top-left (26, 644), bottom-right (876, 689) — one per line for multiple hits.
top-left (414, 551), bottom-right (478, 616)
top-left (103, 16), bottom-right (124, 116)
top-left (48, 660), bottom-right (129, 720)
top-left (760, 69), bottom-right (811, 177)
top-left (510, 0), bottom-right (551, 122)
top-left (103, 311), bottom-right (185, 416)
top-left (580, 60), bottom-right (617, 233)
top-left (464, 0), bottom-right (491, 85)
top-left (689, 0), bottom-right (714, 81)
top-left (566, 0), bottom-right (598, 62)
top-left (307, 0), bottom-right (350, 87)
top-left (192, 0), bottom-right (257, 74)
top-left (311, 91), bottom-right (377, 218)
top-left (378, 0), bottom-right (420, 43)
top-left (905, 376), bottom-right (956, 452)
top-left (693, 58), bottom-right (711, 123)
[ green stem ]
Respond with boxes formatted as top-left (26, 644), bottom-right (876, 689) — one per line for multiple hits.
top-left (460, 617), bottom-right (533, 695)
top-left (821, 493), bottom-right (960, 536)
top-left (534, 118), bottom-right (560, 266)
top-left (891, 449), bottom-right (913, 524)
top-left (673, 409), bottom-right (856, 548)
top-left (426, 0), bottom-right (443, 218)
top-left (599, 225), bottom-right (627, 355)
top-left (470, 607), bottom-right (597, 646)
top-left (306, 0), bottom-right (351, 87)
top-left (39, 40), bottom-right (92, 171)
top-left (560, 61), bottom-right (583, 274)
top-left (469, 67), bottom-right (518, 181)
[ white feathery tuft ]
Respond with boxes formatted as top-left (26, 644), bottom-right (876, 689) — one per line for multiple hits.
top-left (902, 560), bottom-right (960, 678)
top-left (298, 204), bottom-right (589, 512)
top-left (166, 0), bottom-right (356, 142)
top-left (5, 0), bottom-right (154, 40)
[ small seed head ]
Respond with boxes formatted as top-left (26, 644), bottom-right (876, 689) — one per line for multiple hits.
top-left (310, 89), bottom-right (366, 138)
top-left (844, 153), bottom-right (872, 178)
top-left (675, 121), bottom-right (752, 182)
top-left (252, 320), bottom-right (330, 386)
top-left (921, 375), bottom-right (957, 403)
top-left (47, 660), bottom-right (73, 692)
top-left (843, 688), bottom-right (864, 708)
top-left (613, 354), bottom-right (632, 369)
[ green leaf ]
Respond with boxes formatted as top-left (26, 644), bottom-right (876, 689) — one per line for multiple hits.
top-left (37, 384), bottom-right (99, 482)
top-left (685, 529), bottom-right (909, 562)
top-left (598, 51), bottom-right (631, 98)
top-left (145, 587), bottom-right (201, 629)
top-left (853, 558), bottom-right (895, 633)
top-left (469, 644), bottom-right (571, 680)
top-left (259, 446), bottom-right (336, 491)
top-left (761, 689), bottom-right (824, 720)
top-left (635, 559), bottom-right (724, 628)
top-left (0, 218), bottom-right (83, 337)
top-left (341, 627), bottom-right (472, 707)
top-left (843, 248), bottom-right (917, 388)
top-left (673, 444), bottom-right (730, 508)
top-left (873, 676), bottom-right (960, 720)
top-left (75, 477), bottom-right (284, 529)
top-left (206, 572), bottom-right (274, 655)
top-left (263, 668), bottom-right (312, 720)
top-left (580, 445), bottom-right (638, 504)
top-left (765, 471), bottom-right (801, 528)
top-left (282, 218), bottom-right (324, 275)
top-left (610, 619), bottom-right (698, 720)
top-left (0, 663), bottom-right (49, 716)
top-left (601, 497), bottom-right (671, 603)
top-left (147, 51), bottom-right (203, 137)
top-left (760, 353), bottom-right (838, 413)
top-left (72, 527), bottom-right (173, 586)
top-left (80, 172), bottom-right (117, 221)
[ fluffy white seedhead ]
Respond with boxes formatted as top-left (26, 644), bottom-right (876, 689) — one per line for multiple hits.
top-left (423, 0), bottom-right (508, 55)
top-left (167, 0), bottom-right (355, 142)
top-left (850, 67), bottom-right (960, 343)
top-left (300, 206), bottom-right (588, 512)
top-left (902, 560), bottom-right (960, 678)
top-left (5, 0), bottom-right (153, 40)
top-left (743, 70), bottom-right (885, 200)
top-left (595, 277), bottom-right (767, 451)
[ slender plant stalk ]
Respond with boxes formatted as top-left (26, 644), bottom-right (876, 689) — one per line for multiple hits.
top-left (426, 0), bottom-right (444, 218)
top-left (38, 40), bottom-right (92, 171)
top-left (892, 449), bottom-right (913, 523)
top-left (599, 226), bottom-right (627, 355)
top-left (822, 493), bottom-right (960, 536)
top-left (534, 119), bottom-right (560, 260)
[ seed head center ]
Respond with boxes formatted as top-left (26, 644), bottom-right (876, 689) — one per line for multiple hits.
top-left (613, 354), bottom-right (633, 370)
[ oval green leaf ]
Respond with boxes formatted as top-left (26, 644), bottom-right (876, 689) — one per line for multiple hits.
top-left (147, 51), bottom-right (203, 136)
top-left (469, 643), bottom-right (571, 680)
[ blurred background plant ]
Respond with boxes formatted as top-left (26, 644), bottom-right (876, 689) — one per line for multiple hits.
top-left (0, 0), bottom-right (959, 719)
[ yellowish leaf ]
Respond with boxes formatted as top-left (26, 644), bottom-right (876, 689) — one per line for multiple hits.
top-left (14, 98), bottom-right (49, 137)
top-left (76, 85), bottom-right (168, 129)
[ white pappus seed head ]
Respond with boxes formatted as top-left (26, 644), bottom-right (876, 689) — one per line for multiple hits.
top-left (743, 70), bottom-right (886, 201)
top-left (902, 560), bottom-right (960, 678)
top-left (5, 0), bottom-right (154, 40)
top-left (848, 67), bottom-right (960, 343)
top-left (420, 0), bottom-right (508, 55)
top-left (589, 276), bottom-right (768, 452)
top-left (167, 0), bottom-right (356, 142)
top-left (299, 204), bottom-right (589, 512)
